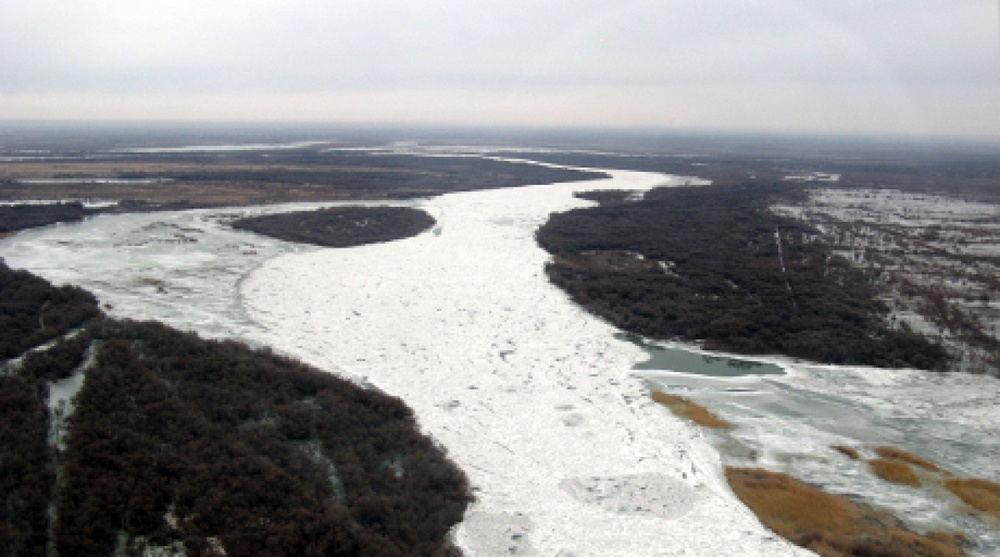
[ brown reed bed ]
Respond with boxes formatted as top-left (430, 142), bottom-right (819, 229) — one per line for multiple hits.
top-left (650, 390), bottom-right (733, 429)
top-left (876, 446), bottom-right (942, 472)
top-left (832, 445), bottom-right (860, 460)
top-left (725, 467), bottom-right (966, 557)
top-left (648, 393), bottom-right (991, 552)
top-left (945, 478), bottom-right (1000, 521)
top-left (871, 458), bottom-right (922, 487)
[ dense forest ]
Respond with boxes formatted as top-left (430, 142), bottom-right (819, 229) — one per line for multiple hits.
top-left (0, 258), bottom-right (100, 359)
top-left (0, 202), bottom-right (88, 235)
top-left (0, 261), bottom-right (472, 556)
top-left (0, 372), bottom-right (54, 556)
top-left (232, 207), bottom-right (436, 248)
top-left (536, 184), bottom-right (949, 369)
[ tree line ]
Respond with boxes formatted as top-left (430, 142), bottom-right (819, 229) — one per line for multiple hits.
top-left (0, 203), bottom-right (88, 235)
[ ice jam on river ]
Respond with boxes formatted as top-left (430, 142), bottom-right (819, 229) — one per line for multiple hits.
top-left (240, 170), bottom-right (812, 556)
top-left (3, 162), bottom-right (998, 555)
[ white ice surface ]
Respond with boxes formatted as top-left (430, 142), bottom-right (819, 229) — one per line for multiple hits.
top-left (240, 171), bottom-right (809, 556)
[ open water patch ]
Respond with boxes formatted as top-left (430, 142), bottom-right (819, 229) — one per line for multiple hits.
top-left (617, 333), bottom-right (783, 377)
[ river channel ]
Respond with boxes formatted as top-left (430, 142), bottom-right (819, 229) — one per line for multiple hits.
top-left (2, 152), bottom-right (998, 555)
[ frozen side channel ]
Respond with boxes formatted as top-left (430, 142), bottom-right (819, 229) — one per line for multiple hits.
top-left (240, 170), bottom-right (809, 556)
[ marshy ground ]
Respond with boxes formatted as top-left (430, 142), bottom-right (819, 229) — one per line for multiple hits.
top-left (653, 388), bottom-right (1000, 556)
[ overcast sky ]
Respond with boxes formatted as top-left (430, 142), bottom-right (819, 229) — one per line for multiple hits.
top-left (1, 0), bottom-right (998, 138)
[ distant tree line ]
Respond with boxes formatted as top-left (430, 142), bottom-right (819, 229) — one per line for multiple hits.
top-left (152, 152), bottom-right (606, 198)
top-left (536, 183), bottom-right (950, 370)
top-left (2, 151), bottom-right (608, 210)
top-left (0, 262), bottom-right (472, 556)
top-left (232, 207), bottom-right (436, 248)
top-left (0, 199), bottom-right (226, 237)
top-left (150, 151), bottom-right (606, 198)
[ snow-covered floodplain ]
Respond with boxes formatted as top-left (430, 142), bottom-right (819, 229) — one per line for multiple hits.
top-left (240, 171), bottom-right (808, 556)
top-left (0, 201), bottom-right (411, 340)
top-left (641, 352), bottom-right (1000, 554)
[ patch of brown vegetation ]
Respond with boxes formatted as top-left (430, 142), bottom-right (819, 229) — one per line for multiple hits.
top-left (725, 467), bottom-right (965, 557)
top-left (945, 478), bottom-right (1000, 520)
top-left (0, 180), bottom-right (364, 207)
top-left (650, 391), bottom-right (733, 429)
top-left (876, 446), bottom-right (941, 471)
top-left (0, 154), bottom-right (604, 209)
top-left (832, 445), bottom-right (860, 460)
top-left (927, 531), bottom-right (970, 548)
top-left (871, 458), bottom-right (921, 487)
top-left (0, 161), bottom-right (410, 179)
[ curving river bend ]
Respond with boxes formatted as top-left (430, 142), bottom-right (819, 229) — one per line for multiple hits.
top-left (2, 157), bottom-right (998, 556)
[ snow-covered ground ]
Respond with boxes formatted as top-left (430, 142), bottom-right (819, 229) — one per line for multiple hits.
top-left (773, 188), bottom-right (1000, 374)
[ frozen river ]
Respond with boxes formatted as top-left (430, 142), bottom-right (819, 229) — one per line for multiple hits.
top-left (239, 170), bottom-right (814, 556)
top-left (3, 160), bottom-right (999, 555)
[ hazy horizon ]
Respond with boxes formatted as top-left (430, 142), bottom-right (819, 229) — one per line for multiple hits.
top-left (4, 120), bottom-right (1000, 153)
top-left (2, 1), bottom-right (999, 139)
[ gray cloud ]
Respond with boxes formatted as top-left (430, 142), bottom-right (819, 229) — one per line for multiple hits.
top-left (1, 0), bottom-right (997, 136)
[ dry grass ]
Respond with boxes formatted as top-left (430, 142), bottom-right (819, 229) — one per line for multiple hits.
top-left (927, 531), bottom-right (969, 548)
top-left (726, 467), bottom-right (965, 557)
top-left (832, 445), bottom-right (860, 460)
top-left (871, 458), bottom-right (921, 487)
top-left (650, 391), bottom-right (733, 429)
top-left (945, 478), bottom-right (1000, 520)
top-left (0, 161), bottom-right (408, 179)
top-left (876, 446), bottom-right (941, 471)
top-left (0, 181), bottom-right (366, 207)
